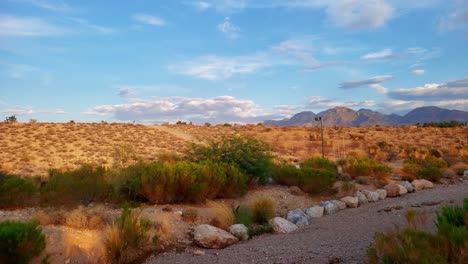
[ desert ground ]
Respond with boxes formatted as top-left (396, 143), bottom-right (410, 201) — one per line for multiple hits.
top-left (0, 122), bottom-right (467, 264)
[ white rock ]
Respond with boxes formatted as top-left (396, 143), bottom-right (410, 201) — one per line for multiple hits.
top-left (421, 179), bottom-right (434, 189)
top-left (340, 196), bottom-right (358, 208)
top-left (305, 206), bottom-right (324, 218)
top-left (412, 179), bottom-right (433, 191)
top-left (320, 201), bottom-right (340, 215)
top-left (376, 189), bottom-right (387, 200)
top-left (331, 200), bottom-right (347, 210)
top-left (398, 184), bottom-right (408, 195)
top-left (399, 181), bottom-right (415, 192)
top-left (362, 190), bottom-right (380, 202)
top-left (269, 217), bottom-right (298, 234)
top-left (193, 224), bottom-right (239, 249)
top-left (355, 191), bottom-right (368, 206)
top-left (229, 224), bottom-right (249, 241)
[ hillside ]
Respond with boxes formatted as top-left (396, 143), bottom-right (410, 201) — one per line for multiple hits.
top-left (264, 106), bottom-right (468, 126)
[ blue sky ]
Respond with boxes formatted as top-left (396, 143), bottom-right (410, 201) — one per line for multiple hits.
top-left (0, 0), bottom-right (467, 124)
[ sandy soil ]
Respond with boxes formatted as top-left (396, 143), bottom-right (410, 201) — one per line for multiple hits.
top-left (145, 182), bottom-right (468, 264)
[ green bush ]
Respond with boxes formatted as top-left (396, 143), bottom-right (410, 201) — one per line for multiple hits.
top-left (0, 220), bottom-right (46, 264)
top-left (403, 154), bottom-right (448, 182)
top-left (0, 173), bottom-right (37, 208)
top-left (340, 154), bottom-right (392, 180)
top-left (234, 206), bottom-right (253, 227)
top-left (187, 135), bottom-right (274, 184)
top-left (368, 198), bottom-right (468, 264)
top-left (272, 158), bottom-right (337, 195)
top-left (41, 165), bottom-right (110, 206)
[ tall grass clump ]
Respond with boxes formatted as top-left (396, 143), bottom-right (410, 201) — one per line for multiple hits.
top-left (0, 220), bottom-right (46, 264)
top-left (272, 157), bottom-right (337, 195)
top-left (207, 200), bottom-right (234, 230)
top-left (249, 195), bottom-right (276, 224)
top-left (104, 205), bottom-right (153, 264)
top-left (0, 172), bottom-right (37, 208)
top-left (187, 135), bottom-right (274, 184)
top-left (41, 165), bottom-right (110, 206)
top-left (368, 198), bottom-right (468, 264)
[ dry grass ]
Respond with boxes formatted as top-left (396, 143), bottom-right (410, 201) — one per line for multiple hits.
top-left (249, 195), bottom-right (276, 224)
top-left (207, 200), bottom-right (234, 230)
top-left (0, 122), bottom-right (466, 177)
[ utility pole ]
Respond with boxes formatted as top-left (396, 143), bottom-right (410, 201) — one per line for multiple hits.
top-left (315, 117), bottom-right (324, 159)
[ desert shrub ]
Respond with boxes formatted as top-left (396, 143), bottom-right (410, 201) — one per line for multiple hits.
top-left (340, 154), bottom-right (392, 180)
top-left (104, 205), bottom-right (152, 264)
top-left (65, 207), bottom-right (106, 230)
top-left (368, 199), bottom-right (468, 264)
top-left (0, 173), bottom-right (37, 208)
top-left (187, 135), bottom-right (274, 184)
top-left (207, 200), bottom-right (234, 230)
top-left (0, 220), bottom-right (46, 264)
top-left (249, 195), bottom-right (276, 224)
top-left (112, 144), bottom-right (138, 168)
top-left (110, 162), bottom-right (146, 203)
top-left (403, 154), bottom-right (448, 182)
top-left (182, 208), bottom-right (199, 223)
top-left (272, 159), bottom-right (337, 195)
top-left (41, 165), bottom-right (110, 206)
top-left (157, 151), bottom-right (180, 166)
top-left (234, 206), bottom-right (253, 227)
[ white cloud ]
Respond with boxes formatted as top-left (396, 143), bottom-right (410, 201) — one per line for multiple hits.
top-left (361, 48), bottom-right (394, 60)
top-left (438, 0), bottom-right (468, 32)
top-left (382, 99), bottom-right (468, 112)
top-left (67, 17), bottom-right (113, 34)
top-left (196, 1), bottom-right (212, 10)
top-left (412, 69), bottom-right (425, 75)
top-left (274, 105), bottom-right (301, 116)
top-left (170, 54), bottom-right (273, 80)
top-left (307, 96), bottom-right (376, 109)
top-left (133, 13), bottom-right (165, 26)
top-left (84, 95), bottom-right (279, 124)
top-left (217, 17), bottom-right (240, 39)
top-left (368, 83), bottom-right (388, 93)
top-left (271, 40), bottom-right (319, 67)
top-left (17, 0), bottom-right (73, 12)
top-left (388, 78), bottom-right (468, 101)
top-left (0, 15), bottom-right (66, 36)
top-left (326, 0), bottom-right (394, 30)
top-left (0, 106), bottom-right (66, 115)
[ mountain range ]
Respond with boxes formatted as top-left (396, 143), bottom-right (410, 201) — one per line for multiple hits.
top-left (264, 106), bottom-right (468, 127)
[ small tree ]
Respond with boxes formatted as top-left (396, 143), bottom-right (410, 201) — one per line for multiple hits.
top-left (4, 115), bottom-right (17, 123)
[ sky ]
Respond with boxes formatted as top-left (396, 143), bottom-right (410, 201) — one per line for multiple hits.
top-left (0, 0), bottom-right (467, 124)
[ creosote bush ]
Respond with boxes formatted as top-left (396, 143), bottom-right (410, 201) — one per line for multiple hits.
top-left (186, 135), bottom-right (274, 184)
top-left (0, 220), bottom-right (46, 264)
top-left (368, 198), bottom-right (468, 264)
top-left (0, 173), bottom-right (37, 208)
top-left (272, 157), bottom-right (337, 195)
top-left (403, 153), bottom-right (448, 182)
top-left (339, 153), bottom-right (392, 180)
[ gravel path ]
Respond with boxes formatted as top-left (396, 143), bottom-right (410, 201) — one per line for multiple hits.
top-left (145, 182), bottom-right (468, 264)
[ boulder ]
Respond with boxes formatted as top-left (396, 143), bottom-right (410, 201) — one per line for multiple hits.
top-left (355, 191), bottom-right (368, 206)
top-left (320, 201), bottom-right (340, 215)
top-left (399, 181), bottom-right (415, 192)
top-left (376, 189), bottom-right (387, 200)
top-left (412, 179), bottom-right (434, 191)
top-left (269, 217), bottom-right (298, 234)
top-left (398, 184), bottom-right (408, 195)
top-left (331, 200), bottom-right (347, 210)
top-left (362, 190), bottom-right (380, 202)
top-left (193, 224), bottom-right (239, 249)
top-left (287, 209), bottom-right (310, 227)
top-left (305, 206), bottom-right (324, 218)
top-left (228, 224), bottom-right (249, 241)
top-left (340, 196), bottom-right (358, 208)
top-left (384, 184), bottom-right (400, 197)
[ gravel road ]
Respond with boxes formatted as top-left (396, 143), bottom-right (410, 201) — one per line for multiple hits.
top-left (145, 182), bottom-right (468, 264)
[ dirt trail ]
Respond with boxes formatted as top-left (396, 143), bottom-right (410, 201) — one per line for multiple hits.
top-left (145, 182), bottom-right (468, 264)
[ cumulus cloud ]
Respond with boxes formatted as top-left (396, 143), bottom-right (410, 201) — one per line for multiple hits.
top-left (133, 13), bottom-right (165, 26)
top-left (307, 96), bottom-right (376, 109)
top-left (84, 96), bottom-right (280, 124)
top-left (0, 15), bottom-right (66, 36)
top-left (361, 48), bottom-right (395, 60)
top-left (170, 54), bottom-right (273, 80)
top-left (388, 78), bottom-right (468, 101)
top-left (438, 0), bottom-right (468, 32)
top-left (326, 0), bottom-right (394, 30)
top-left (217, 17), bottom-right (240, 39)
top-left (382, 99), bottom-right (468, 112)
top-left (339, 75), bottom-right (393, 93)
top-left (274, 105), bottom-right (301, 116)
top-left (412, 69), bottom-right (425, 75)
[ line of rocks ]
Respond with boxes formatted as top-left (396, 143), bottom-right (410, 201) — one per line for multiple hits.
top-left (190, 179), bottom-right (435, 250)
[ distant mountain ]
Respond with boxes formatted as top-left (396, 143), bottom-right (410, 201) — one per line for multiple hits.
top-left (264, 106), bottom-right (468, 126)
